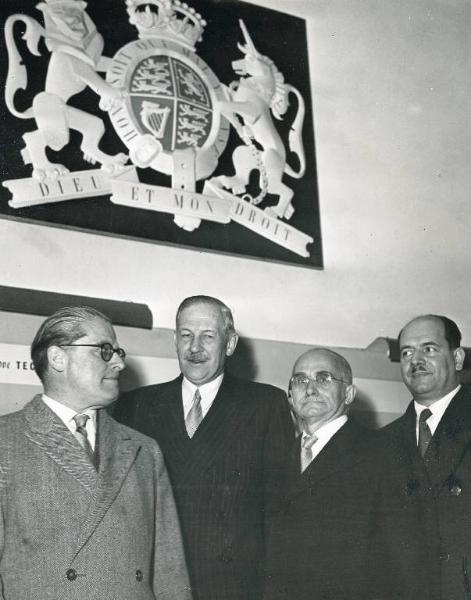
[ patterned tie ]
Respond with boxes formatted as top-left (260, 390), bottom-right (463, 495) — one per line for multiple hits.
top-left (73, 413), bottom-right (96, 469)
top-left (186, 388), bottom-right (203, 438)
top-left (418, 408), bottom-right (433, 458)
top-left (300, 434), bottom-right (318, 473)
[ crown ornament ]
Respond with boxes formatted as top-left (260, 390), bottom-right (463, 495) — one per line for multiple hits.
top-left (126, 0), bottom-right (206, 50)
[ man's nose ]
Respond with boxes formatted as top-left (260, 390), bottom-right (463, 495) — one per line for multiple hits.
top-left (110, 352), bottom-right (125, 371)
top-left (306, 378), bottom-right (319, 392)
top-left (410, 350), bottom-right (425, 364)
top-left (190, 336), bottom-right (203, 352)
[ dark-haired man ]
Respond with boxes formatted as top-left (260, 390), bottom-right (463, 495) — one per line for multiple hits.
top-left (114, 295), bottom-right (293, 600)
top-left (264, 348), bottom-right (380, 600)
top-left (374, 314), bottom-right (470, 600)
top-left (0, 306), bottom-right (190, 600)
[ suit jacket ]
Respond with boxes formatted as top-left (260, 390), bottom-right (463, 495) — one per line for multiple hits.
top-left (113, 373), bottom-right (294, 600)
top-left (263, 419), bottom-right (381, 600)
top-left (0, 395), bottom-right (191, 600)
top-left (373, 385), bottom-right (471, 600)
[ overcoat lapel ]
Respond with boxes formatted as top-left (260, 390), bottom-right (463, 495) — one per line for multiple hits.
top-left (23, 395), bottom-right (97, 492)
top-left (73, 410), bottom-right (142, 558)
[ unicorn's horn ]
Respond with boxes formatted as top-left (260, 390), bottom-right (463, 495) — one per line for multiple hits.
top-left (239, 19), bottom-right (257, 55)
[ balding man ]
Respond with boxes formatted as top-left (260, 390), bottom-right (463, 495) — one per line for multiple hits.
top-left (373, 315), bottom-right (471, 600)
top-left (264, 348), bottom-right (379, 600)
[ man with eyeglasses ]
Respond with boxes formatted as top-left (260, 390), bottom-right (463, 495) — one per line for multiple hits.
top-left (264, 348), bottom-right (380, 600)
top-left (113, 295), bottom-right (293, 600)
top-left (0, 306), bottom-right (191, 600)
top-left (371, 315), bottom-right (470, 600)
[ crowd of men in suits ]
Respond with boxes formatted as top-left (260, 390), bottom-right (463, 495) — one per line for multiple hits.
top-left (0, 295), bottom-right (469, 599)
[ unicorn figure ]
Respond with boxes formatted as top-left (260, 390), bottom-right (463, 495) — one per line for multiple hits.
top-left (210, 20), bottom-right (305, 220)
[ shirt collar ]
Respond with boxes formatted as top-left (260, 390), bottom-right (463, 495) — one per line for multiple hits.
top-left (302, 414), bottom-right (348, 442)
top-left (42, 394), bottom-right (97, 427)
top-left (414, 384), bottom-right (461, 420)
top-left (182, 373), bottom-right (224, 398)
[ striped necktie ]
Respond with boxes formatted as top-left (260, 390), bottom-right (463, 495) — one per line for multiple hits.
top-left (73, 413), bottom-right (97, 469)
top-left (418, 408), bottom-right (433, 458)
top-left (185, 388), bottom-right (203, 438)
top-left (300, 434), bottom-right (318, 473)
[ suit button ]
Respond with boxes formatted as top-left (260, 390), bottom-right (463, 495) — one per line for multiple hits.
top-left (66, 568), bottom-right (77, 581)
top-left (439, 552), bottom-right (450, 562)
top-left (136, 569), bottom-right (143, 581)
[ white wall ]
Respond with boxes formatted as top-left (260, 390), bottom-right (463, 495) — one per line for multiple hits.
top-left (1, 1), bottom-right (469, 377)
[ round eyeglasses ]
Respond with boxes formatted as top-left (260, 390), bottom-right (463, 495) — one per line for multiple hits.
top-left (290, 371), bottom-right (350, 388)
top-left (59, 343), bottom-right (126, 362)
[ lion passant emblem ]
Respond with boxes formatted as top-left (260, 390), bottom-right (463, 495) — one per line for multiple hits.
top-left (3, 0), bottom-right (313, 257)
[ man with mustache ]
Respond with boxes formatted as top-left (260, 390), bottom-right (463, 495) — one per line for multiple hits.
top-left (0, 306), bottom-right (190, 600)
top-left (264, 348), bottom-right (380, 600)
top-left (113, 295), bottom-right (293, 600)
top-left (373, 314), bottom-right (470, 600)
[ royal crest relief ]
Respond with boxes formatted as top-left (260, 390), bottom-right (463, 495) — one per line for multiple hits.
top-left (1, 0), bottom-right (320, 262)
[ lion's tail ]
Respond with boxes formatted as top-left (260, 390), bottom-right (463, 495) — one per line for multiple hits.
top-left (5, 15), bottom-right (45, 119)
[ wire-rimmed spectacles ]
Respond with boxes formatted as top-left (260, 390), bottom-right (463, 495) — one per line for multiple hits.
top-left (290, 371), bottom-right (350, 388)
top-left (59, 343), bottom-right (126, 362)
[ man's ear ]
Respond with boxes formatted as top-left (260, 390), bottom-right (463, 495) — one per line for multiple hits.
top-left (225, 333), bottom-right (238, 357)
top-left (47, 346), bottom-right (67, 374)
top-left (454, 347), bottom-right (466, 372)
top-left (344, 384), bottom-right (356, 406)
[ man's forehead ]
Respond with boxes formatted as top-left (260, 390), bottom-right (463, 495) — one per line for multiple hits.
top-left (400, 317), bottom-right (446, 346)
top-left (80, 317), bottom-right (115, 340)
top-left (293, 350), bottom-right (338, 374)
top-left (177, 303), bottom-right (224, 326)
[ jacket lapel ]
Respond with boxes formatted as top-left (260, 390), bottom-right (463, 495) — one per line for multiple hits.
top-left (285, 421), bottom-right (367, 502)
top-left (23, 395), bottom-right (97, 492)
top-left (426, 386), bottom-right (471, 489)
top-left (151, 376), bottom-right (193, 472)
top-left (73, 410), bottom-right (142, 558)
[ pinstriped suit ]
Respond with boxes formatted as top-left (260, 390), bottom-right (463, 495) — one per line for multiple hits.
top-left (0, 395), bottom-right (191, 600)
top-left (114, 373), bottom-right (294, 600)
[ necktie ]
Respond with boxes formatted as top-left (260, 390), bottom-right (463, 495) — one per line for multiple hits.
top-left (300, 434), bottom-right (318, 473)
top-left (186, 388), bottom-right (203, 438)
top-left (418, 408), bottom-right (433, 458)
top-left (73, 413), bottom-right (96, 469)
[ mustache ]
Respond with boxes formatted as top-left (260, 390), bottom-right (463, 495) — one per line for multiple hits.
top-left (411, 364), bottom-right (429, 374)
top-left (184, 352), bottom-right (208, 363)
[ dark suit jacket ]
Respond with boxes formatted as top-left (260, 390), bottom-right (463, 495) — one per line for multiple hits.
top-left (263, 419), bottom-right (380, 600)
top-left (0, 395), bottom-right (191, 600)
top-left (373, 385), bottom-right (471, 600)
top-left (113, 373), bottom-right (293, 600)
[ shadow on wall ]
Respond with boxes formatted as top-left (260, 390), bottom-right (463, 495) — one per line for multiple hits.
top-left (226, 337), bottom-right (258, 382)
top-left (351, 391), bottom-right (382, 429)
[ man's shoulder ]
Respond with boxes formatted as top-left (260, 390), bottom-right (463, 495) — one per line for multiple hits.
top-left (224, 373), bottom-right (286, 400)
top-left (118, 376), bottom-right (181, 404)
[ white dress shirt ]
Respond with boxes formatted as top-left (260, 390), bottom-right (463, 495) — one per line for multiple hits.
top-left (42, 394), bottom-right (97, 450)
top-left (414, 385), bottom-right (461, 442)
top-left (301, 414), bottom-right (348, 463)
top-left (182, 373), bottom-right (224, 421)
